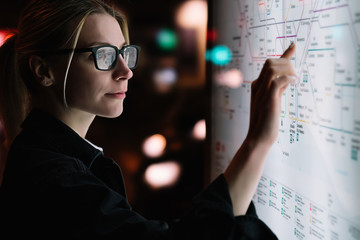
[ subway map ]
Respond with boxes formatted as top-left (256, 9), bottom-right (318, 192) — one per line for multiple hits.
top-left (210, 0), bottom-right (360, 239)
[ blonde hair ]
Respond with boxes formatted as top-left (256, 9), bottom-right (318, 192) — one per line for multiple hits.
top-left (0, 0), bottom-right (129, 145)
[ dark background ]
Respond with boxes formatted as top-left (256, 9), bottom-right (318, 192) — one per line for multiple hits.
top-left (0, 0), bottom-right (212, 221)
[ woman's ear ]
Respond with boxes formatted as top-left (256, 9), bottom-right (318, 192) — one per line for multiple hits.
top-left (29, 55), bottom-right (55, 87)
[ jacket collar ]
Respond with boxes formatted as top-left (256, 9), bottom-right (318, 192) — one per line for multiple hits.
top-left (21, 109), bottom-right (103, 168)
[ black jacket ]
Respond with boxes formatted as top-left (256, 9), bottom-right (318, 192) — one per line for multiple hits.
top-left (0, 109), bottom-right (277, 239)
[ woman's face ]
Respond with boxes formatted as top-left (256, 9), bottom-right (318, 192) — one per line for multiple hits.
top-left (63, 13), bottom-right (133, 118)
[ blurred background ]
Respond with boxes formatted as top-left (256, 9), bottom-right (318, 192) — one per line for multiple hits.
top-left (0, 0), bottom-right (213, 221)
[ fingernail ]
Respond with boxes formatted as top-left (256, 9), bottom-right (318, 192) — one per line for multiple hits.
top-left (289, 41), bottom-right (295, 48)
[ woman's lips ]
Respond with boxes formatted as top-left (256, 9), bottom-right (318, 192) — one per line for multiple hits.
top-left (105, 91), bottom-right (126, 99)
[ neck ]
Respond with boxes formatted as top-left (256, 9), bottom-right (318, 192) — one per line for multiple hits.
top-left (37, 103), bottom-right (95, 138)
top-left (33, 89), bottom-right (95, 138)
top-left (57, 109), bottom-right (95, 138)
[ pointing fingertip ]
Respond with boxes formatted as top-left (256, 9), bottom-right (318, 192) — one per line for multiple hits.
top-left (289, 41), bottom-right (295, 49)
top-left (281, 42), bottom-right (296, 58)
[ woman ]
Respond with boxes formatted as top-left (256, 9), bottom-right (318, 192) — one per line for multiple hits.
top-left (0, 0), bottom-right (296, 239)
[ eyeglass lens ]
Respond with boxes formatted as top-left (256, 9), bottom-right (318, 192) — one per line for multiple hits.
top-left (123, 47), bottom-right (137, 69)
top-left (96, 47), bottom-right (116, 70)
top-left (96, 46), bottom-right (138, 70)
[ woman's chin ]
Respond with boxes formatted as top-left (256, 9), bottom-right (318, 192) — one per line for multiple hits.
top-left (98, 107), bottom-right (124, 119)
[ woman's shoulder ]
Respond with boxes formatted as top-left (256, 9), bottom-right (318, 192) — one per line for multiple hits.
top-left (4, 137), bottom-right (90, 189)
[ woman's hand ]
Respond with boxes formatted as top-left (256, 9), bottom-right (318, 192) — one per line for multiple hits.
top-left (247, 43), bottom-right (297, 146)
top-left (224, 43), bottom-right (297, 216)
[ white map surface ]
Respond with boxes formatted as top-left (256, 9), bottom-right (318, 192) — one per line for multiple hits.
top-left (210, 0), bottom-right (360, 239)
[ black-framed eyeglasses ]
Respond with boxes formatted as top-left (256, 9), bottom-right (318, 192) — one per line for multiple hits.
top-left (42, 45), bottom-right (140, 71)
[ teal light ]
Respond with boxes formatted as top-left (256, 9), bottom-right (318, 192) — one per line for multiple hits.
top-left (210, 45), bottom-right (232, 65)
top-left (156, 29), bottom-right (178, 51)
top-left (205, 49), bottom-right (212, 61)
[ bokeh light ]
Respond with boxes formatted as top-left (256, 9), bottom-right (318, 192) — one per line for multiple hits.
top-left (215, 68), bottom-right (243, 88)
top-left (176, 0), bottom-right (208, 29)
top-left (144, 161), bottom-right (181, 189)
top-left (192, 119), bottom-right (206, 140)
top-left (156, 29), bottom-right (178, 51)
top-left (210, 45), bottom-right (232, 66)
top-left (206, 28), bottom-right (217, 42)
top-left (0, 30), bottom-right (15, 47)
top-left (142, 134), bottom-right (167, 158)
top-left (153, 67), bottom-right (178, 93)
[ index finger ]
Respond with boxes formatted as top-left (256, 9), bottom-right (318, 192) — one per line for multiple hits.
top-left (281, 42), bottom-right (296, 59)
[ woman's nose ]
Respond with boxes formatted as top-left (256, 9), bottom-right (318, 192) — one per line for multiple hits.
top-left (113, 54), bottom-right (133, 81)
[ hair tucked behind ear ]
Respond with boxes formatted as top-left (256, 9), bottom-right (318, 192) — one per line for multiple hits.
top-left (0, 34), bottom-right (30, 146)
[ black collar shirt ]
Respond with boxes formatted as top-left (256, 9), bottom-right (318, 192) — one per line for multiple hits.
top-left (0, 109), bottom-right (277, 239)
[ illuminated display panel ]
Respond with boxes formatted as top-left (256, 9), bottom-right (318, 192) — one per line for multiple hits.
top-left (209, 0), bottom-right (360, 239)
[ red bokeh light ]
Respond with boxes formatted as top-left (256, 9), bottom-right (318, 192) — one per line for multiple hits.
top-left (206, 28), bottom-right (217, 42)
top-left (0, 30), bottom-right (16, 47)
